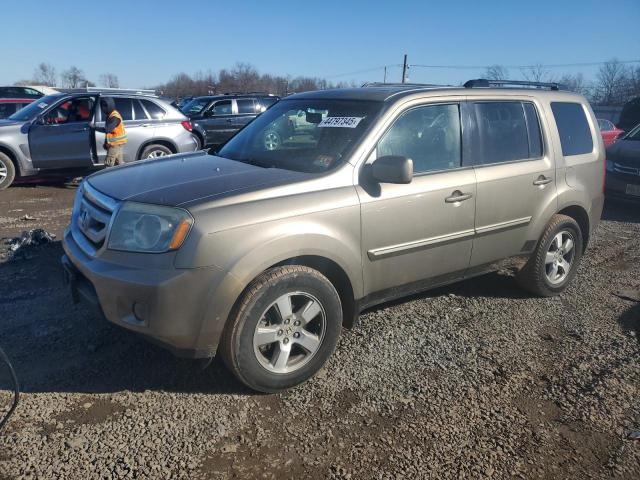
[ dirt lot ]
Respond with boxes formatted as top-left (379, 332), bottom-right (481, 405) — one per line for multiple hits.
top-left (0, 184), bottom-right (639, 479)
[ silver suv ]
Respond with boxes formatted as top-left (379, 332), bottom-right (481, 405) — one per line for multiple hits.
top-left (62, 80), bottom-right (605, 392)
top-left (0, 89), bottom-right (198, 189)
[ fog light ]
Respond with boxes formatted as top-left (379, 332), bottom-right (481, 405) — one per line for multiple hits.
top-left (132, 302), bottom-right (148, 323)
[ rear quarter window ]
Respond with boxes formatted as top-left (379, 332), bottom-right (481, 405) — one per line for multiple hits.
top-left (141, 100), bottom-right (166, 120)
top-left (551, 102), bottom-right (593, 156)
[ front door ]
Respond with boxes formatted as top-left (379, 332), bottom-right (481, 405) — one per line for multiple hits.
top-left (200, 99), bottom-right (235, 146)
top-left (357, 102), bottom-right (477, 297)
top-left (467, 100), bottom-right (557, 267)
top-left (30, 96), bottom-right (96, 169)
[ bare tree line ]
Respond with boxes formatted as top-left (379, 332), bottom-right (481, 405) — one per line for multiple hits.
top-left (13, 59), bottom-right (640, 106)
top-left (483, 59), bottom-right (640, 105)
top-left (154, 63), bottom-right (353, 99)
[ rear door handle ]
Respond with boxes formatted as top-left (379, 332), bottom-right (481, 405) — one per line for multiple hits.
top-left (533, 175), bottom-right (553, 186)
top-left (445, 190), bottom-right (473, 203)
top-left (225, 118), bottom-right (233, 123)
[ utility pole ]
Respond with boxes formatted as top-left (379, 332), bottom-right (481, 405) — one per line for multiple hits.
top-left (401, 54), bottom-right (408, 83)
top-left (383, 66), bottom-right (387, 83)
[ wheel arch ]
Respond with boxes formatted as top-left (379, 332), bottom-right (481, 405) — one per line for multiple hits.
top-left (272, 255), bottom-right (358, 329)
top-left (0, 144), bottom-right (20, 176)
top-left (136, 138), bottom-right (177, 160)
top-left (557, 204), bottom-right (590, 252)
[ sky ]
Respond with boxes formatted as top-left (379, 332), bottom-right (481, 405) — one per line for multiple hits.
top-left (1, 0), bottom-right (639, 88)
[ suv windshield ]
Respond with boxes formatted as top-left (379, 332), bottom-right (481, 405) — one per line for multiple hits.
top-left (624, 124), bottom-right (640, 141)
top-left (8, 95), bottom-right (61, 121)
top-left (181, 98), bottom-right (211, 115)
top-left (216, 99), bottom-right (382, 173)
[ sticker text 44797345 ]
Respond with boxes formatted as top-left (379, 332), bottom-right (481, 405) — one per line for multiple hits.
top-left (318, 117), bottom-right (363, 128)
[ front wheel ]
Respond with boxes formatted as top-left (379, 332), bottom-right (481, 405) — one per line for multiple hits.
top-left (517, 214), bottom-right (583, 297)
top-left (0, 152), bottom-right (16, 190)
top-left (140, 144), bottom-right (173, 160)
top-left (220, 266), bottom-right (342, 393)
top-left (263, 130), bottom-right (281, 151)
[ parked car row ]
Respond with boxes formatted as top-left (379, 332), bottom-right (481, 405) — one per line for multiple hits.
top-left (180, 93), bottom-right (279, 148)
top-left (0, 89), bottom-right (198, 189)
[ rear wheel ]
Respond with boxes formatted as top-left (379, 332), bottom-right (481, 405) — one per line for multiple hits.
top-left (517, 214), bottom-right (583, 297)
top-left (140, 144), bottom-right (173, 160)
top-left (0, 152), bottom-right (16, 190)
top-left (220, 266), bottom-right (342, 393)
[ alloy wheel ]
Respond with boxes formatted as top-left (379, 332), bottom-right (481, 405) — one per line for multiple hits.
top-left (264, 132), bottom-right (280, 151)
top-left (147, 150), bottom-right (168, 159)
top-left (0, 160), bottom-right (7, 183)
top-left (545, 230), bottom-right (576, 285)
top-left (253, 292), bottom-right (326, 374)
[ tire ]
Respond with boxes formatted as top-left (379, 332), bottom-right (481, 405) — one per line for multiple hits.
top-left (0, 152), bottom-right (16, 190)
top-left (193, 133), bottom-right (204, 150)
top-left (263, 130), bottom-right (281, 151)
top-left (140, 144), bottom-right (173, 160)
top-left (220, 266), bottom-right (342, 393)
top-left (517, 214), bottom-right (583, 297)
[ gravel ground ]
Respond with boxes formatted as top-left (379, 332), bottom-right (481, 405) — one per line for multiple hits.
top-left (0, 184), bottom-right (639, 479)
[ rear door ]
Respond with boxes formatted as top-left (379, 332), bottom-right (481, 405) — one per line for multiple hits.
top-left (200, 99), bottom-right (234, 145)
top-left (467, 99), bottom-right (557, 268)
top-left (29, 96), bottom-right (97, 169)
top-left (234, 98), bottom-right (258, 131)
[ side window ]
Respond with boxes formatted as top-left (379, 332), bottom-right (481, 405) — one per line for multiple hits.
top-left (211, 100), bottom-right (232, 116)
top-left (256, 97), bottom-right (277, 112)
top-left (42, 97), bottom-right (94, 125)
top-left (473, 102), bottom-right (530, 164)
top-left (237, 99), bottom-right (256, 114)
top-left (523, 102), bottom-right (543, 158)
top-left (551, 102), bottom-right (593, 156)
top-left (141, 100), bottom-right (166, 120)
top-left (113, 98), bottom-right (133, 120)
top-left (0, 104), bottom-right (14, 118)
top-left (133, 100), bottom-right (148, 120)
top-left (378, 103), bottom-right (461, 174)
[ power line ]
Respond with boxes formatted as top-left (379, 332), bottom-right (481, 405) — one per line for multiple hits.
top-left (326, 65), bottom-right (401, 79)
top-left (410, 60), bottom-right (640, 70)
top-left (327, 59), bottom-right (640, 79)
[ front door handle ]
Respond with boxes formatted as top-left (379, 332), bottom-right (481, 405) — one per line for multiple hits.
top-left (225, 118), bottom-right (233, 123)
top-left (533, 175), bottom-right (553, 186)
top-left (445, 190), bottom-right (473, 203)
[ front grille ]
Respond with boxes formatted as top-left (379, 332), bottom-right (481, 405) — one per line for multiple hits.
top-left (613, 162), bottom-right (640, 176)
top-left (72, 182), bottom-right (118, 257)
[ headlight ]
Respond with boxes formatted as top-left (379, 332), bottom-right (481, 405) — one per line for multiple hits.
top-left (108, 202), bottom-right (193, 253)
top-left (606, 159), bottom-right (614, 172)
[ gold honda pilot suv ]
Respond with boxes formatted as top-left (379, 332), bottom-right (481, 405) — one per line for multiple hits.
top-left (63, 80), bottom-right (605, 392)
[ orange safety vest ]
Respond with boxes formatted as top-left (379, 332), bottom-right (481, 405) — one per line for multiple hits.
top-left (106, 111), bottom-right (127, 146)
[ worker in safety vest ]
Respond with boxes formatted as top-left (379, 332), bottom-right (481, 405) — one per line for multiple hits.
top-left (92, 97), bottom-right (127, 167)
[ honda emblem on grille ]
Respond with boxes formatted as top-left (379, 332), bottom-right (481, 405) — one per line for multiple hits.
top-left (80, 209), bottom-right (90, 230)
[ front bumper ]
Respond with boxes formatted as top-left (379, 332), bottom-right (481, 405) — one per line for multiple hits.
top-left (62, 227), bottom-right (230, 358)
top-left (605, 171), bottom-right (640, 202)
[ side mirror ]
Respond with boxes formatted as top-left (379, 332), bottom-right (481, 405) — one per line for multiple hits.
top-left (371, 155), bottom-right (413, 184)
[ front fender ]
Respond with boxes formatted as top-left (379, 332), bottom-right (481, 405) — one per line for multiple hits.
top-left (184, 208), bottom-right (363, 352)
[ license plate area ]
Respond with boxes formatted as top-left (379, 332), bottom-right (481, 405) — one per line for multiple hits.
top-left (626, 183), bottom-right (640, 196)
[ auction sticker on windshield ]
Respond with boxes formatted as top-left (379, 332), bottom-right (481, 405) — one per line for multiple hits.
top-left (318, 117), bottom-right (363, 128)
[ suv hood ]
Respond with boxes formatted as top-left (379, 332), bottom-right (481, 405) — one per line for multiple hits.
top-left (0, 119), bottom-right (24, 128)
top-left (607, 139), bottom-right (640, 166)
top-left (87, 152), bottom-right (313, 206)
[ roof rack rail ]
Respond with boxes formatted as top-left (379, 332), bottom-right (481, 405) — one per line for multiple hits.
top-left (57, 86), bottom-right (157, 96)
top-left (219, 91), bottom-right (276, 96)
top-left (463, 79), bottom-right (566, 91)
top-left (362, 82), bottom-right (448, 88)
